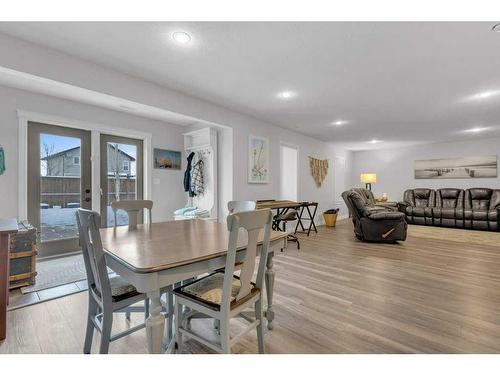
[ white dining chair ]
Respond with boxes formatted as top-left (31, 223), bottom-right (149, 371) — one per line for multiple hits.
top-left (173, 208), bottom-right (272, 353)
top-left (111, 199), bottom-right (153, 229)
top-left (227, 200), bottom-right (256, 213)
top-left (76, 208), bottom-right (149, 354)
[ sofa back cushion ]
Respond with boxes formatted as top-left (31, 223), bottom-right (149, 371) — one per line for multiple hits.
top-left (347, 190), bottom-right (370, 217)
top-left (404, 188), bottom-right (435, 208)
top-left (490, 190), bottom-right (500, 210)
top-left (465, 188), bottom-right (494, 210)
top-left (436, 188), bottom-right (464, 208)
top-left (352, 188), bottom-right (375, 205)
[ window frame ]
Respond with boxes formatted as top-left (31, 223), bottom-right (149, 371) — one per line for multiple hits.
top-left (73, 155), bottom-right (80, 165)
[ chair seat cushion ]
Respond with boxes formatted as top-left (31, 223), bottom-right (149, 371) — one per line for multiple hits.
top-left (109, 275), bottom-right (141, 302)
top-left (173, 271), bottom-right (260, 311)
top-left (92, 275), bottom-right (141, 302)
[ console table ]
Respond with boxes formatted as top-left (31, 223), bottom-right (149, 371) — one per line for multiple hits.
top-left (0, 218), bottom-right (18, 340)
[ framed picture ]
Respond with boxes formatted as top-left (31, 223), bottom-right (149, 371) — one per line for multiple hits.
top-left (248, 135), bottom-right (269, 183)
top-left (415, 155), bottom-right (497, 179)
top-left (153, 148), bottom-right (182, 170)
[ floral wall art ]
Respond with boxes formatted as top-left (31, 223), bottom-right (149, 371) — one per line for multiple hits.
top-left (248, 135), bottom-right (269, 183)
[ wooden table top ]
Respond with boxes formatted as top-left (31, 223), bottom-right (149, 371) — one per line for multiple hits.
top-left (256, 200), bottom-right (301, 210)
top-left (100, 219), bottom-right (287, 273)
top-left (0, 219), bottom-right (18, 234)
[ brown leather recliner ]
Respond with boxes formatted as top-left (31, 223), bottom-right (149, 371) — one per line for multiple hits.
top-left (342, 189), bottom-right (407, 243)
top-left (433, 188), bottom-right (464, 228)
top-left (398, 188), bottom-right (435, 225)
top-left (464, 188), bottom-right (500, 231)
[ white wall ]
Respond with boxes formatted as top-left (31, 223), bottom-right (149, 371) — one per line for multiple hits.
top-left (0, 85), bottom-right (186, 222)
top-left (0, 33), bottom-right (353, 223)
top-left (351, 137), bottom-right (500, 201)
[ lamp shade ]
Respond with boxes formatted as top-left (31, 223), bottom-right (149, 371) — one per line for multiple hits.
top-left (360, 173), bottom-right (377, 184)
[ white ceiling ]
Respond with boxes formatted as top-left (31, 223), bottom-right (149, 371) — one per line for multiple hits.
top-left (1, 22), bottom-right (500, 150)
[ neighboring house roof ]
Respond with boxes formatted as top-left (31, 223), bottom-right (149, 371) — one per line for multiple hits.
top-left (40, 146), bottom-right (80, 160)
top-left (41, 144), bottom-right (136, 161)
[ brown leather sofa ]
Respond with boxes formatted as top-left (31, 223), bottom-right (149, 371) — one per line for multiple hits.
top-left (342, 189), bottom-right (407, 243)
top-left (398, 188), bottom-right (500, 231)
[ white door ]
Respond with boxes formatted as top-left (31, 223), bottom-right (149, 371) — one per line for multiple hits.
top-left (280, 144), bottom-right (298, 201)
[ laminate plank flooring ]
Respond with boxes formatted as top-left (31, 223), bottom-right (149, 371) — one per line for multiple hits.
top-left (2, 220), bottom-right (500, 354)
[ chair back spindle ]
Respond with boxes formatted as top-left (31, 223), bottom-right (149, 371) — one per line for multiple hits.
top-left (221, 209), bottom-right (272, 309)
top-left (76, 209), bottom-right (112, 301)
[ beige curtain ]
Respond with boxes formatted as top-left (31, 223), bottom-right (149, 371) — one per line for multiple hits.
top-left (309, 156), bottom-right (329, 188)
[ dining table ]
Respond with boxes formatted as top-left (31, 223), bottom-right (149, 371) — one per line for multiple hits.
top-left (100, 218), bottom-right (287, 354)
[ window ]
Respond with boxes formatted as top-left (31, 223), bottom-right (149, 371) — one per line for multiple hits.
top-left (73, 156), bottom-right (80, 165)
top-left (122, 160), bottom-right (130, 172)
top-left (280, 144), bottom-right (298, 201)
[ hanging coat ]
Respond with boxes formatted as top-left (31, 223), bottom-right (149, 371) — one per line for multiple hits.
top-left (190, 157), bottom-right (205, 197)
top-left (0, 147), bottom-right (5, 176)
top-left (183, 152), bottom-right (195, 193)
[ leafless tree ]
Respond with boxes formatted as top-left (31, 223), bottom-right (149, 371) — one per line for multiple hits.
top-left (42, 142), bottom-right (56, 176)
top-left (109, 143), bottom-right (122, 201)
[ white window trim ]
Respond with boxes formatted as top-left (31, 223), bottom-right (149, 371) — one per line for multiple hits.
top-left (122, 160), bottom-right (130, 172)
top-left (18, 110), bottom-right (152, 222)
top-left (73, 156), bottom-right (80, 165)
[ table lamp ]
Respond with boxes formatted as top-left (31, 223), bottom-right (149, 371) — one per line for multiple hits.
top-left (360, 173), bottom-right (377, 191)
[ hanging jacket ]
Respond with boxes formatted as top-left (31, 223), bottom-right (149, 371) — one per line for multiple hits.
top-left (183, 152), bottom-right (195, 193)
top-left (190, 157), bottom-right (205, 197)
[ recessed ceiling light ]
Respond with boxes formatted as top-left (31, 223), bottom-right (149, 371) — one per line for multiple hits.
top-left (277, 91), bottom-right (296, 100)
top-left (492, 23), bottom-right (500, 32)
top-left (331, 120), bottom-right (348, 126)
top-left (172, 31), bottom-right (191, 44)
top-left (368, 139), bottom-right (382, 144)
top-left (467, 90), bottom-right (500, 101)
top-left (464, 126), bottom-right (489, 133)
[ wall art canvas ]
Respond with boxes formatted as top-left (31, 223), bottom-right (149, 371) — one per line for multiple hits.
top-left (153, 148), bottom-right (181, 170)
top-left (248, 135), bottom-right (269, 183)
top-left (415, 155), bottom-right (497, 179)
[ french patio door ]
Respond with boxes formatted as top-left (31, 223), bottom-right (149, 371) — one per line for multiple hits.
top-left (27, 122), bottom-right (92, 257)
top-left (99, 134), bottom-right (143, 228)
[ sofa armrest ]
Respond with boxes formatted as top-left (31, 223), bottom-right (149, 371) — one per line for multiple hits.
top-left (368, 211), bottom-right (405, 221)
top-left (497, 207), bottom-right (500, 232)
top-left (397, 202), bottom-right (409, 213)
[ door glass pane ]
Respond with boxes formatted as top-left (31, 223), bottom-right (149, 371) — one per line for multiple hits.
top-left (105, 142), bottom-right (137, 227)
top-left (40, 133), bottom-right (81, 242)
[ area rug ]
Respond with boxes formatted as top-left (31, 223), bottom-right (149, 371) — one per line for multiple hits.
top-left (407, 224), bottom-right (500, 247)
top-left (21, 254), bottom-right (87, 293)
top-left (21, 254), bottom-right (112, 294)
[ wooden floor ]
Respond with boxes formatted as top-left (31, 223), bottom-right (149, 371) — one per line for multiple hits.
top-left (2, 219), bottom-right (500, 354)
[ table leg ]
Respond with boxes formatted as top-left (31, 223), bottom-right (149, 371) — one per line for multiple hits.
top-left (265, 252), bottom-right (275, 330)
top-left (146, 290), bottom-right (165, 354)
top-left (306, 205), bottom-right (318, 236)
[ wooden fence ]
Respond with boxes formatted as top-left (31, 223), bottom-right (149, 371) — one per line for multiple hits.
top-left (41, 176), bottom-right (136, 207)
